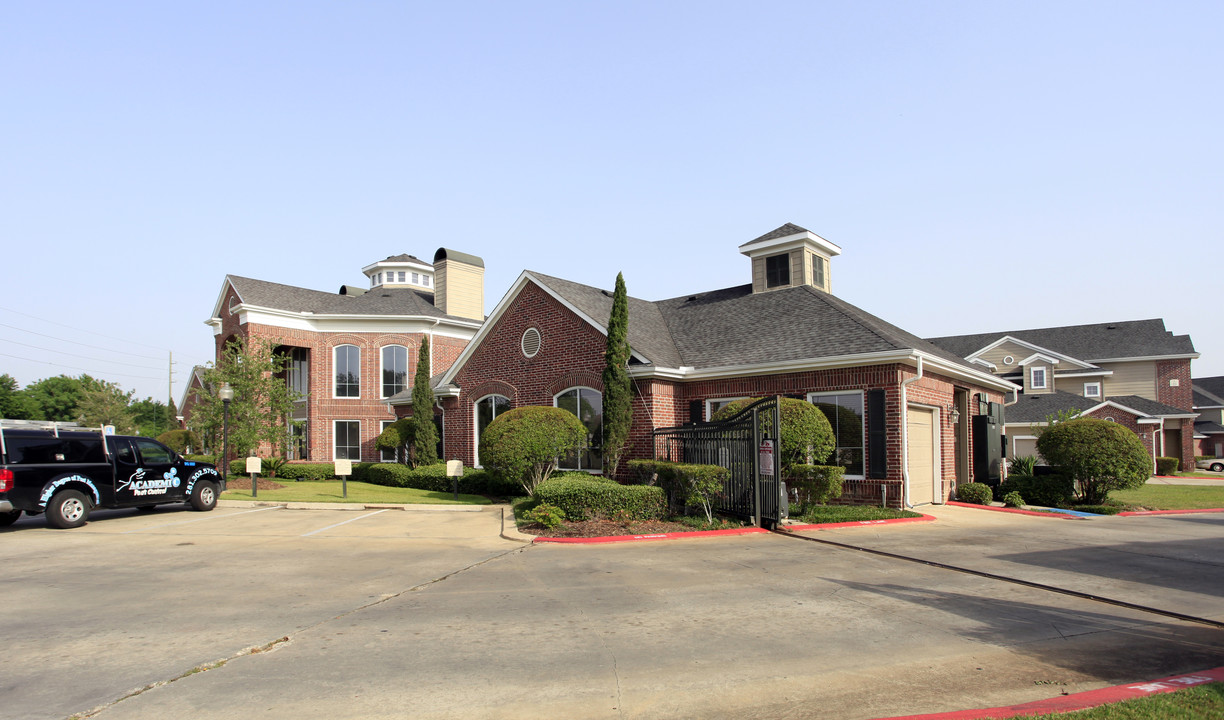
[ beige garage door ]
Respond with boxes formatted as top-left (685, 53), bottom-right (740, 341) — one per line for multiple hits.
top-left (907, 407), bottom-right (936, 505)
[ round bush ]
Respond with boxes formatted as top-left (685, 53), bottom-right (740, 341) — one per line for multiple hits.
top-left (956, 482), bottom-right (993, 505)
top-left (1036, 418), bottom-right (1151, 504)
top-left (481, 406), bottom-right (588, 495)
top-left (712, 398), bottom-right (835, 470)
top-left (1002, 491), bottom-right (1025, 508)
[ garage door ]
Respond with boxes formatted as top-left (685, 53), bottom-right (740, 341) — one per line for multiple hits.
top-left (907, 407), bottom-right (936, 505)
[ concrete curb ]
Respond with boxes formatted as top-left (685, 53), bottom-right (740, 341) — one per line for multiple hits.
top-left (874, 665), bottom-right (1224, 719)
top-left (780, 513), bottom-right (936, 532)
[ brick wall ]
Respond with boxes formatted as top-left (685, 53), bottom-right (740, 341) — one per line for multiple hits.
top-left (1156, 359), bottom-right (1193, 411)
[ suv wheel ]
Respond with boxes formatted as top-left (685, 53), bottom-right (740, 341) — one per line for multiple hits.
top-left (1211, 462), bottom-right (1224, 473)
top-left (47, 490), bottom-right (90, 529)
top-left (190, 480), bottom-right (218, 511)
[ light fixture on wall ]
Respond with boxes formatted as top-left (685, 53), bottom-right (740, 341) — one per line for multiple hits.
top-left (949, 407), bottom-right (961, 424)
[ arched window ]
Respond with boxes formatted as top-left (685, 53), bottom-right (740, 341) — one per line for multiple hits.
top-left (334, 345), bottom-right (360, 398)
top-left (555, 387), bottom-right (602, 471)
top-left (474, 395), bottom-right (511, 467)
top-left (381, 345), bottom-right (408, 399)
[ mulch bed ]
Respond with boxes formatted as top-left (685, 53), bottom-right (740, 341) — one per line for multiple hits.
top-left (520, 518), bottom-right (703, 538)
top-left (223, 477), bottom-right (287, 492)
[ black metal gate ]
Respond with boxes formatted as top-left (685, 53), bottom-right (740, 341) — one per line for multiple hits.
top-left (651, 396), bottom-right (783, 528)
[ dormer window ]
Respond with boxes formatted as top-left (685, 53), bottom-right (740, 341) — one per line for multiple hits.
top-left (1030, 367), bottom-right (1047, 389)
top-left (766, 254), bottom-right (790, 288)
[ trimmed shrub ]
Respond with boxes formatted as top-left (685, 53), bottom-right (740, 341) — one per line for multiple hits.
top-left (158, 429), bottom-right (201, 454)
top-left (480, 406), bottom-right (588, 495)
top-left (375, 418), bottom-right (413, 464)
top-left (1155, 457), bottom-right (1179, 476)
top-left (1037, 418), bottom-right (1151, 504)
top-left (711, 398), bottom-right (835, 471)
top-left (995, 474), bottom-right (1074, 508)
top-left (361, 462), bottom-right (515, 496)
top-left (534, 476), bottom-right (666, 522)
top-left (1002, 491), bottom-right (1025, 508)
top-left (956, 482), bottom-right (993, 505)
top-left (272, 462), bottom-right (338, 481)
top-left (788, 464), bottom-right (846, 510)
top-left (626, 459), bottom-right (726, 518)
top-left (523, 503), bottom-right (566, 529)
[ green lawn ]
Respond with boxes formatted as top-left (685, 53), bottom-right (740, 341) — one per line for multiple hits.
top-left (1033, 682), bottom-right (1223, 718)
top-left (221, 480), bottom-right (491, 505)
top-left (791, 505), bottom-right (925, 523)
top-left (1110, 484), bottom-right (1224, 511)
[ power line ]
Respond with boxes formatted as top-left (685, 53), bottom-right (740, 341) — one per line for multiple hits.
top-left (0, 321), bottom-right (165, 361)
top-left (0, 305), bottom-right (168, 353)
top-left (0, 352), bottom-right (164, 381)
top-left (0, 336), bottom-right (165, 371)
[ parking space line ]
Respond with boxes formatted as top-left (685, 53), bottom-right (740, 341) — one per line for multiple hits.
top-left (301, 509), bottom-right (390, 537)
top-left (121, 505), bottom-right (284, 533)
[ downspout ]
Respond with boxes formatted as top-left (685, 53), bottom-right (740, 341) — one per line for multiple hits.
top-left (900, 354), bottom-right (924, 508)
top-left (1003, 386), bottom-right (1020, 469)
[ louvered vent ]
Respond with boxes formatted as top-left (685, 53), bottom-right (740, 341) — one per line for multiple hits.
top-left (521, 327), bottom-right (542, 358)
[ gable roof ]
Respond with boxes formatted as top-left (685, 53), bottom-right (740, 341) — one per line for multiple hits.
top-left (1004, 391), bottom-right (1195, 424)
top-left (217, 274), bottom-right (453, 319)
top-left (928, 319), bottom-right (1197, 363)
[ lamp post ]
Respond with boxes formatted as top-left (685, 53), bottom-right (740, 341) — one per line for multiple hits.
top-left (219, 383), bottom-right (234, 484)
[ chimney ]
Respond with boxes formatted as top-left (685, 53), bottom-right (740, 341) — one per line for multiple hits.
top-left (432, 248), bottom-right (485, 321)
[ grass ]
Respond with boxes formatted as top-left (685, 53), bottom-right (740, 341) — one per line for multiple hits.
top-left (221, 480), bottom-right (491, 505)
top-left (1109, 484), bottom-right (1224, 511)
top-left (791, 504), bottom-right (925, 523)
top-left (1032, 682), bottom-right (1224, 718)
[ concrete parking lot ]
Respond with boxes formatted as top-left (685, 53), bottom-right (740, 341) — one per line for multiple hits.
top-left (3, 504), bottom-right (1222, 720)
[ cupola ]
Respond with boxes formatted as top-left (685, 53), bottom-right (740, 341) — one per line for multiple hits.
top-left (739, 223), bottom-right (841, 295)
top-left (361, 254), bottom-right (435, 291)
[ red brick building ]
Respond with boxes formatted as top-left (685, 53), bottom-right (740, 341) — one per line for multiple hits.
top-left (202, 249), bottom-right (485, 461)
top-left (430, 224), bottom-right (1016, 507)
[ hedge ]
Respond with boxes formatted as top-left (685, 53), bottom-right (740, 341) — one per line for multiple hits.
top-left (996, 473), bottom-right (1074, 507)
top-left (787, 464), bottom-right (846, 509)
top-left (955, 482), bottom-right (993, 505)
top-left (534, 475), bottom-right (666, 522)
top-left (361, 462), bottom-right (520, 497)
top-left (626, 459), bottom-right (727, 514)
top-left (1155, 457), bottom-right (1179, 476)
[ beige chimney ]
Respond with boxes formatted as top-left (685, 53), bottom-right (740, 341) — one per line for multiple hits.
top-left (432, 248), bottom-right (485, 321)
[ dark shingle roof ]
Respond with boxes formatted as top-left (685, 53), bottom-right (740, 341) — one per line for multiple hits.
top-left (381, 254), bottom-right (427, 263)
top-left (1195, 419), bottom-right (1224, 435)
top-left (227, 275), bottom-right (450, 318)
top-left (528, 273), bottom-right (978, 373)
top-left (1004, 392), bottom-right (1192, 424)
top-left (927, 319), bottom-right (1196, 361)
top-left (1193, 376), bottom-right (1224, 406)
top-left (745, 223), bottom-right (811, 245)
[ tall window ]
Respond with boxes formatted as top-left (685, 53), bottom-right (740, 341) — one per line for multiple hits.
top-left (474, 395), bottom-right (510, 467)
top-left (1030, 367), bottom-right (1047, 389)
top-left (766, 253), bottom-right (790, 288)
top-left (381, 345), bottom-right (408, 398)
top-left (808, 391), bottom-right (865, 478)
top-left (556, 387), bottom-right (602, 471)
top-left (288, 421), bottom-right (307, 460)
top-left (334, 345), bottom-right (360, 398)
top-left (286, 348), bottom-right (309, 396)
top-left (335, 421), bottom-right (361, 460)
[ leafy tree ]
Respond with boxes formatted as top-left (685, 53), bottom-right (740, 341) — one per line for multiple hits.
top-left (157, 429), bottom-right (201, 454)
top-left (412, 336), bottom-right (437, 466)
top-left (188, 337), bottom-right (302, 463)
top-left (131, 397), bottom-right (176, 437)
top-left (0, 374), bottom-right (38, 419)
top-left (1036, 417), bottom-right (1151, 504)
top-left (75, 376), bottom-right (137, 433)
top-left (375, 417), bottom-right (414, 465)
top-left (601, 272), bottom-right (633, 478)
top-left (480, 406), bottom-right (588, 495)
top-left (24, 375), bottom-right (86, 421)
top-left (711, 397), bottom-right (835, 473)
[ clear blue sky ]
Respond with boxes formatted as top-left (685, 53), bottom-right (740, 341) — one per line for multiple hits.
top-left (3, 1), bottom-right (1221, 405)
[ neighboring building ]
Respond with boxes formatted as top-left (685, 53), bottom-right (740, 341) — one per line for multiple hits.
top-left (927, 320), bottom-right (1200, 470)
top-left (424, 224), bottom-right (1017, 508)
top-left (1192, 376), bottom-right (1224, 459)
top-left (202, 249), bottom-right (485, 462)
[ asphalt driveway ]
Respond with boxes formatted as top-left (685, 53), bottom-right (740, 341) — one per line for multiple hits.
top-left (2, 503), bottom-right (1221, 720)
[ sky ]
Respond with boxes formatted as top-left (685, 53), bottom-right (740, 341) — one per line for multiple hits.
top-left (3, 1), bottom-right (1221, 406)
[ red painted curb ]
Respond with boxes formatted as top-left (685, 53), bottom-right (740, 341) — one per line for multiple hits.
top-left (946, 501), bottom-right (1081, 519)
top-left (874, 666), bottom-right (1224, 719)
top-left (532, 526), bottom-right (770, 544)
top-left (782, 514), bottom-right (936, 532)
top-left (1119, 507), bottom-right (1224, 516)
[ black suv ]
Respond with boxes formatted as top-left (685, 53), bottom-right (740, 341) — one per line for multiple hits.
top-left (0, 425), bottom-right (224, 528)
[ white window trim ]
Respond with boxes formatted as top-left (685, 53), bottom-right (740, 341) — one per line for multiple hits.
top-left (473, 394), bottom-right (510, 469)
top-left (705, 396), bottom-right (749, 421)
top-left (1030, 367), bottom-right (1047, 390)
top-left (380, 344), bottom-right (409, 400)
top-left (553, 386), bottom-right (603, 473)
top-left (1083, 382), bottom-right (1102, 398)
top-left (334, 420), bottom-right (361, 461)
top-left (333, 344), bottom-right (361, 399)
top-left (806, 390), bottom-right (866, 480)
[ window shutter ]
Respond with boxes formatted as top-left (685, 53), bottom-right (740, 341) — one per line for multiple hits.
top-left (867, 389), bottom-right (887, 479)
top-left (689, 400), bottom-right (704, 423)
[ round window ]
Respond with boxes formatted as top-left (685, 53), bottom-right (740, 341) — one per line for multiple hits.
top-left (521, 327), bottom-right (541, 358)
top-left (1003, 355), bottom-right (1014, 365)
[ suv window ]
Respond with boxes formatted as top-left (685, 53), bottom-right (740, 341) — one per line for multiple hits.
top-left (134, 439), bottom-right (175, 465)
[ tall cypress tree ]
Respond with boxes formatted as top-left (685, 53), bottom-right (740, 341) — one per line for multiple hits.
top-left (601, 272), bottom-right (632, 478)
top-left (412, 336), bottom-right (438, 466)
